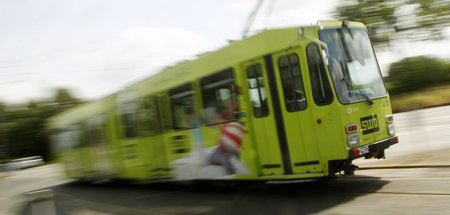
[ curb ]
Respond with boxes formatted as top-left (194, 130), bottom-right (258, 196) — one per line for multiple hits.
top-left (357, 164), bottom-right (450, 170)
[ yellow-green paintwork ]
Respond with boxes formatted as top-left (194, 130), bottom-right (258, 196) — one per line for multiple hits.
top-left (47, 21), bottom-right (394, 181)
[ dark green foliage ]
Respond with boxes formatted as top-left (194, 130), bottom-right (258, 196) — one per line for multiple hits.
top-left (386, 56), bottom-right (450, 94)
top-left (334, 0), bottom-right (396, 46)
top-left (0, 88), bottom-right (82, 161)
top-left (54, 88), bottom-right (81, 106)
top-left (334, 0), bottom-right (450, 47)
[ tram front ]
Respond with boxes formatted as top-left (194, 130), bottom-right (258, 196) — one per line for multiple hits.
top-left (318, 21), bottom-right (398, 174)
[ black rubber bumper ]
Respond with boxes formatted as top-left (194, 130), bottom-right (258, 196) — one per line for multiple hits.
top-left (348, 136), bottom-right (398, 159)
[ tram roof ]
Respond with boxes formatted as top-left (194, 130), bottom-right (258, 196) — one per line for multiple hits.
top-left (47, 21), bottom-right (366, 129)
top-left (126, 21), bottom-right (365, 96)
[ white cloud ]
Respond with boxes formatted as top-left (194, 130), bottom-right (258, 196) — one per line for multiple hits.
top-left (0, 26), bottom-right (214, 103)
top-left (236, 0), bottom-right (337, 37)
top-left (66, 26), bottom-right (214, 99)
top-left (0, 0), bottom-right (340, 104)
top-left (0, 81), bottom-right (56, 104)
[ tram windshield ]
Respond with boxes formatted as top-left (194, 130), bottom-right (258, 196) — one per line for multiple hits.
top-left (319, 28), bottom-right (387, 104)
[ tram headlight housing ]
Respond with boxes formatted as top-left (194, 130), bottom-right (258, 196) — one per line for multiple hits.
top-left (347, 134), bottom-right (361, 147)
top-left (388, 124), bottom-right (395, 136)
top-left (345, 124), bottom-right (358, 134)
top-left (385, 115), bottom-right (394, 124)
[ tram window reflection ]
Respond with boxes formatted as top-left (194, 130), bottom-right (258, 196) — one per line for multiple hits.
top-left (278, 53), bottom-right (307, 112)
top-left (201, 69), bottom-right (239, 124)
top-left (247, 63), bottom-right (269, 117)
top-left (169, 83), bottom-right (195, 130)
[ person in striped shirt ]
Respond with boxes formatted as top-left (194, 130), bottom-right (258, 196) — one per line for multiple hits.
top-left (208, 99), bottom-right (247, 174)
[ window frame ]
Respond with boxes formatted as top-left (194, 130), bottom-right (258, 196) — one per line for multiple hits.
top-left (169, 83), bottom-right (196, 131)
top-left (138, 96), bottom-right (162, 136)
top-left (122, 112), bottom-right (138, 139)
top-left (246, 63), bottom-right (269, 118)
top-left (277, 53), bottom-right (308, 112)
top-left (200, 68), bottom-right (239, 125)
top-left (117, 90), bottom-right (139, 139)
top-left (85, 115), bottom-right (105, 146)
top-left (306, 43), bottom-right (334, 106)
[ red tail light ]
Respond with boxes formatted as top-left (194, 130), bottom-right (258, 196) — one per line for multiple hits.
top-left (386, 115), bottom-right (394, 123)
top-left (346, 124), bottom-right (358, 134)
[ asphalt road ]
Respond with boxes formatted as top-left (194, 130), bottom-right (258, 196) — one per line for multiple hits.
top-left (0, 164), bottom-right (70, 215)
top-left (2, 105), bottom-right (450, 215)
top-left (10, 166), bottom-right (450, 215)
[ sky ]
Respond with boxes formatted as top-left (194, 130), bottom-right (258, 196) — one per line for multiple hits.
top-left (0, 0), bottom-right (449, 104)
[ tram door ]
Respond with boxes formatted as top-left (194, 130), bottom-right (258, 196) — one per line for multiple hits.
top-left (243, 49), bottom-right (322, 176)
top-left (270, 50), bottom-right (321, 175)
top-left (142, 96), bottom-right (169, 178)
top-left (243, 59), bottom-right (285, 176)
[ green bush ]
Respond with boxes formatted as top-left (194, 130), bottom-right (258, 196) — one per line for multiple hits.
top-left (386, 56), bottom-right (450, 94)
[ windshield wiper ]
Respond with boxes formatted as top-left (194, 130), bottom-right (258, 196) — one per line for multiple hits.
top-left (339, 60), bottom-right (353, 97)
top-left (337, 29), bottom-right (353, 63)
top-left (360, 92), bottom-right (374, 105)
top-left (336, 29), bottom-right (373, 106)
top-left (339, 60), bottom-right (374, 105)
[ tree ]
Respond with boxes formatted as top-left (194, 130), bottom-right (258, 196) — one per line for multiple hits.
top-left (54, 88), bottom-right (81, 105)
top-left (53, 88), bottom-right (82, 114)
top-left (1, 88), bottom-right (82, 161)
top-left (386, 56), bottom-right (450, 93)
top-left (0, 102), bottom-right (8, 160)
top-left (333, 0), bottom-right (450, 47)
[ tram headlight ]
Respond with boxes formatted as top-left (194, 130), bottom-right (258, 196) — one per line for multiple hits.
top-left (347, 134), bottom-right (361, 147)
top-left (388, 124), bottom-right (395, 136)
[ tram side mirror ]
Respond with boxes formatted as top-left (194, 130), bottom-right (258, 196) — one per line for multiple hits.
top-left (299, 27), bottom-right (330, 66)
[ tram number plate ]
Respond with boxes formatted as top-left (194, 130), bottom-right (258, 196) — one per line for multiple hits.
top-left (357, 145), bottom-right (369, 156)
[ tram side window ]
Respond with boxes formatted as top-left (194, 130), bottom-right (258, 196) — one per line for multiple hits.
top-left (169, 83), bottom-right (195, 130)
top-left (122, 112), bottom-right (137, 139)
top-left (139, 97), bottom-right (161, 136)
top-left (87, 128), bottom-right (103, 145)
top-left (278, 54), bottom-right (307, 112)
top-left (118, 91), bottom-right (139, 139)
top-left (86, 116), bottom-right (104, 146)
top-left (70, 127), bottom-right (82, 149)
top-left (118, 102), bottom-right (139, 139)
top-left (306, 44), bottom-right (334, 106)
top-left (201, 69), bottom-right (238, 124)
top-left (247, 63), bottom-right (269, 118)
top-left (160, 94), bottom-right (173, 130)
top-left (52, 126), bottom-right (80, 152)
top-left (51, 132), bottom-right (66, 152)
top-left (74, 124), bottom-right (83, 148)
top-left (86, 119), bottom-right (103, 146)
top-left (79, 124), bottom-right (89, 147)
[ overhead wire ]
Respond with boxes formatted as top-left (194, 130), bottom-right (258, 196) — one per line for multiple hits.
top-left (241, 0), bottom-right (276, 38)
top-left (264, 0), bottom-right (275, 30)
top-left (241, 0), bottom-right (265, 38)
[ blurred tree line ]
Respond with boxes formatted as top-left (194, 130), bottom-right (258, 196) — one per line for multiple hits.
top-left (334, 0), bottom-right (450, 47)
top-left (0, 88), bottom-right (82, 162)
top-left (386, 56), bottom-right (450, 94)
top-left (334, 0), bottom-right (450, 95)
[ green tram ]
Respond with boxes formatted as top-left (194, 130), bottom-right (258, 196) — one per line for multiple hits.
top-left (47, 21), bottom-right (398, 182)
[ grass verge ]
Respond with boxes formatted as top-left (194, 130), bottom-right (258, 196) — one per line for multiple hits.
top-left (390, 85), bottom-right (450, 113)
